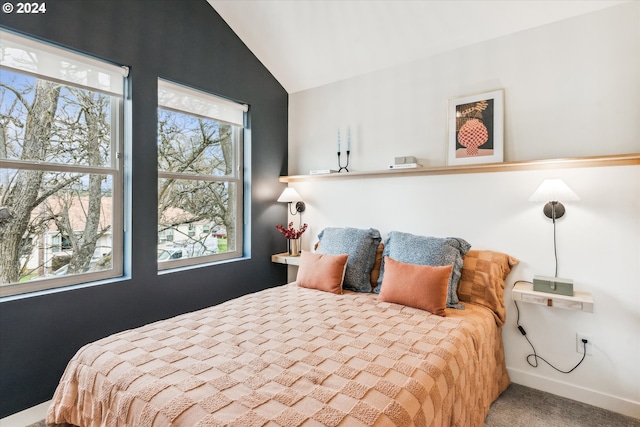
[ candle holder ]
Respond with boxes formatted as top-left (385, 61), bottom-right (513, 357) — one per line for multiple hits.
top-left (337, 151), bottom-right (350, 172)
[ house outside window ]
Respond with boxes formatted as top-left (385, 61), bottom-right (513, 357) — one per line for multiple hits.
top-left (157, 79), bottom-right (247, 269)
top-left (0, 29), bottom-right (126, 297)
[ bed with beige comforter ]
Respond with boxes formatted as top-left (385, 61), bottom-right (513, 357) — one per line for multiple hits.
top-left (47, 280), bottom-right (509, 427)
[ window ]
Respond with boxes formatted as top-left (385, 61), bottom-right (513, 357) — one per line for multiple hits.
top-left (157, 79), bottom-right (246, 269)
top-left (0, 30), bottom-right (127, 297)
top-left (51, 234), bottom-right (72, 253)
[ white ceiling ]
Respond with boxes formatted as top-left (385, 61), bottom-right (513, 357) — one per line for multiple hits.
top-left (208, 0), bottom-right (628, 94)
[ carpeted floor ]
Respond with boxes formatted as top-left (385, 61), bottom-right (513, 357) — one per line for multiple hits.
top-left (25, 383), bottom-right (640, 427)
top-left (485, 383), bottom-right (640, 427)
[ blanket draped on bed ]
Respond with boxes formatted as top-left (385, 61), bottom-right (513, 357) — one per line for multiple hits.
top-left (47, 283), bottom-right (509, 427)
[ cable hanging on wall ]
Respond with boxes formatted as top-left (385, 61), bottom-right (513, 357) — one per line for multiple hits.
top-left (512, 280), bottom-right (588, 374)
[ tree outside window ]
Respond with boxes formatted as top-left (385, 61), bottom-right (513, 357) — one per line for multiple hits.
top-left (0, 30), bottom-right (125, 296)
top-left (157, 80), bottom-right (246, 268)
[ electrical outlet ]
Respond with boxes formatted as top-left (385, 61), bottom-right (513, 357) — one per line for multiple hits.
top-left (576, 333), bottom-right (592, 356)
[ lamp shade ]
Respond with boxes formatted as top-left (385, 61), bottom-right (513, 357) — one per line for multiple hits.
top-left (277, 187), bottom-right (303, 203)
top-left (529, 179), bottom-right (579, 202)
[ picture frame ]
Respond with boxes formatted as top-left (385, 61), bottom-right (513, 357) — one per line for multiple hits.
top-left (447, 89), bottom-right (504, 165)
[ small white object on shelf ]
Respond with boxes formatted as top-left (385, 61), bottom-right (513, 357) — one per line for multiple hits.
top-left (512, 282), bottom-right (593, 313)
top-left (394, 156), bottom-right (417, 164)
top-left (388, 163), bottom-right (422, 169)
top-left (310, 169), bottom-right (339, 175)
top-left (271, 252), bottom-right (301, 266)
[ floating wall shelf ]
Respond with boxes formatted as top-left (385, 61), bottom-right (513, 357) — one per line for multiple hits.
top-left (279, 153), bottom-right (640, 183)
top-left (271, 252), bottom-right (301, 266)
top-left (512, 282), bottom-right (594, 313)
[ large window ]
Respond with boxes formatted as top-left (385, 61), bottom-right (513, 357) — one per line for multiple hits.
top-left (157, 79), bottom-right (246, 269)
top-left (0, 30), bottom-right (126, 296)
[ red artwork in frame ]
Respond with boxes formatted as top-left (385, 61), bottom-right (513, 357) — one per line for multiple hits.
top-left (448, 89), bottom-right (504, 165)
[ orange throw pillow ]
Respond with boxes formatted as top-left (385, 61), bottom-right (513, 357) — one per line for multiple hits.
top-left (378, 256), bottom-right (452, 316)
top-left (457, 249), bottom-right (519, 326)
top-left (296, 251), bottom-right (349, 294)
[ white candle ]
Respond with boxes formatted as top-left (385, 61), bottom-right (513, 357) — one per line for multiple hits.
top-left (347, 127), bottom-right (351, 151)
top-left (337, 129), bottom-right (341, 152)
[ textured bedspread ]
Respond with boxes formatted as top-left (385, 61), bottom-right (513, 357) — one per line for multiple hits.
top-left (47, 283), bottom-right (509, 427)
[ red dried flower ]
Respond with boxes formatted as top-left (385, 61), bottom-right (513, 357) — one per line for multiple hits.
top-left (276, 222), bottom-right (308, 239)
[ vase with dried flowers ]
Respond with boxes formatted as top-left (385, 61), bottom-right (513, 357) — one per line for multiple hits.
top-left (276, 222), bottom-right (308, 256)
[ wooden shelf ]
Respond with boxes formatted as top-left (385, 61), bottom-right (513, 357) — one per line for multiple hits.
top-left (271, 252), bottom-right (301, 266)
top-left (512, 282), bottom-right (594, 313)
top-left (279, 153), bottom-right (640, 183)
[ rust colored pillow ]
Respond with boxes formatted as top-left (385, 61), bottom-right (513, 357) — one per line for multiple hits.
top-left (378, 256), bottom-right (452, 316)
top-left (457, 250), bottom-right (519, 326)
top-left (296, 251), bottom-right (348, 294)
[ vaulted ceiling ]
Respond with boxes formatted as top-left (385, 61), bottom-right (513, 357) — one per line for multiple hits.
top-left (208, 0), bottom-right (628, 94)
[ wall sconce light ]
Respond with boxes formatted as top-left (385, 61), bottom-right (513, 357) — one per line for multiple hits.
top-left (529, 178), bottom-right (580, 222)
top-left (529, 178), bottom-right (579, 278)
top-left (277, 187), bottom-right (306, 216)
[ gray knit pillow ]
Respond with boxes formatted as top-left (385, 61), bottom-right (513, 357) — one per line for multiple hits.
top-left (317, 227), bottom-right (381, 292)
top-left (374, 231), bottom-right (471, 308)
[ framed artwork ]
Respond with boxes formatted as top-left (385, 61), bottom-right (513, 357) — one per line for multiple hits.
top-left (447, 89), bottom-right (504, 165)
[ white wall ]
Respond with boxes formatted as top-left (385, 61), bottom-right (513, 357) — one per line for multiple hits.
top-left (287, 3), bottom-right (640, 418)
top-left (289, 2), bottom-right (639, 173)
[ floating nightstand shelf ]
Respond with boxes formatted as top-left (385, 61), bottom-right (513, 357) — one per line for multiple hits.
top-left (512, 282), bottom-right (593, 313)
top-left (271, 252), bottom-right (301, 266)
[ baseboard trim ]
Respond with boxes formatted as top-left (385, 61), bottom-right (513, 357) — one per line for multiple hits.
top-left (508, 368), bottom-right (640, 419)
top-left (0, 400), bottom-right (50, 427)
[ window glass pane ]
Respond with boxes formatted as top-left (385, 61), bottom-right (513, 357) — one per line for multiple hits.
top-left (0, 169), bottom-right (114, 283)
top-left (158, 108), bottom-right (234, 177)
top-left (0, 69), bottom-right (113, 166)
top-left (158, 179), bottom-right (237, 261)
top-left (0, 32), bottom-right (124, 297)
top-left (157, 79), bottom-right (244, 269)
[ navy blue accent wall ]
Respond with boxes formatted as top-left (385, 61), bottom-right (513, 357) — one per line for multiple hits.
top-left (0, 0), bottom-right (288, 417)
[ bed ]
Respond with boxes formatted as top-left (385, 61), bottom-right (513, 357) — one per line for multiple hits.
top-left (47, 229), bottom-right (517, 427)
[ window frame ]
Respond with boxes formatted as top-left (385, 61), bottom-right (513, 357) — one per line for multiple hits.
top-left (157, 79), bottom-right (246, 270)
top-left (0, 30), bottom-right (126, 297)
